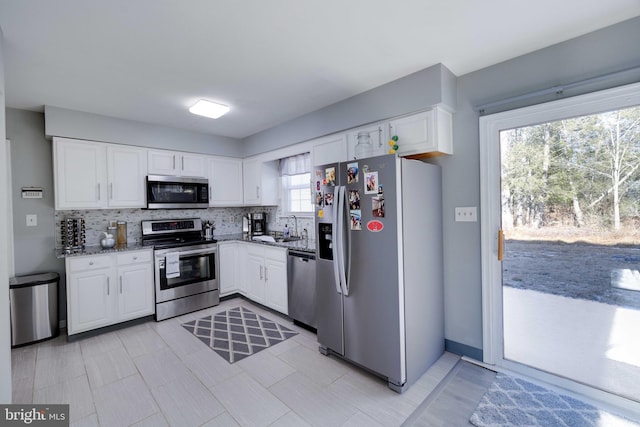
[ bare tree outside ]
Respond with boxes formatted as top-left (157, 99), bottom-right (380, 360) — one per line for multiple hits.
top-left (499, 104), bottom-right (640, 403)
top-left (501, 105), bottom-right (640, 309)
top-left (501, 105), bottom-right (640, 238)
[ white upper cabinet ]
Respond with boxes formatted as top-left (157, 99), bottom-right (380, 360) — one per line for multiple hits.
top-left (311, 133), bottom-right (348, 166)
top-left (54, 137), bottom-right (147, 210)
top-left (181, 153), bottom-right (208, 177)
top-left (209, 156), bottom-right (243, 206)
top-left (106, 144), bottom-right (147, 207)
top-left (148, 150), bottom-right (208, 178)
top-left (346, 124), bottom-right (388, 160)
top-left (389, 106), bottom-right (453, 158)
top-left (242, 157), bottom-right (278, 206)
top-left (54, 138), bottom-right (107, 210)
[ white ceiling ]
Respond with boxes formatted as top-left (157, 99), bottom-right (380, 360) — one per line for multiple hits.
top-left (1, 1), bottom-right (639, 140)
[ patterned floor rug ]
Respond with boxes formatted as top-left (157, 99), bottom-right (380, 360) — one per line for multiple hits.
top-left (470, 373), bottom-right (640, 427)
top-left (182, 306), bottom-right (298, 363)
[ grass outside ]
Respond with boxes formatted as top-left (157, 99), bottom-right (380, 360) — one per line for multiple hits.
top-left (504, 225), bottom-right (640, 247)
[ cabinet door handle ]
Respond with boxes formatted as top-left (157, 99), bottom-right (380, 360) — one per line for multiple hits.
top-left (173, 155), bottom-right (176, 170)
top-left (209, 186), bottom-right (212, 200)
top-left (264, 266), bottom-right (268, 281)
top-left (109, 183), bottom-right (113, 200)
top-left (256, 186), bottom-right (260, 199)
top-left (89, 261), bottom-right (94, 266)
top-left (133, 256), bottom-right (137, 261)
top-left (107, 277), bottom-right (110, 295)
top-left (259, 265), bottom-right (263, 280)
top-left (182, 156), bottom-right (185, 171)
top-left (120, 276), bottom-right (123, 294)
top-left (97, 183), bottom-right (101, 201)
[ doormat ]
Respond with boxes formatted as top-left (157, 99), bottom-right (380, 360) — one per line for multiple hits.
top-left (182, 306), bottom-right (298, 363)
top-left (470, 373), bottom-right (639, 427)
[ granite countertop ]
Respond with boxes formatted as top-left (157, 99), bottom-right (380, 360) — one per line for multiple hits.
top-left (216, 233), bottom-right (316, 254)
top-left (57, 234), bottom-right (316, 258)
top-left (55, 242), bottom-right (149, 259)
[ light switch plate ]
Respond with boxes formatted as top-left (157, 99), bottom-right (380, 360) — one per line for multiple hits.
top-left (455, 207), bottom-right (477, 222)
top-left (26, 214), bottom-right (37, 227)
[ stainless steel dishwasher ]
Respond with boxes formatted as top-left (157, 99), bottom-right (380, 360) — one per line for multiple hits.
top-left (287, 250), bottom-right (317, 329)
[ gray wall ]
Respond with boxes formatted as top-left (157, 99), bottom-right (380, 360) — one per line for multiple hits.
top-left (439, 16), bottom-right (640, 353)
top-left (7, 109), bottom-right (66, 328)
top-left (45, 106), bottom-right (244, 158)
top-left (242, 63), bottom-right (457, 157)
top-left (7, 109), bottom-right (64, 276)
top-left (239, 17), bottom-right (640, 357)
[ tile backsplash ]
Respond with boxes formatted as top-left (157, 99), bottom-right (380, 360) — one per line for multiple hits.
top-left (55, 206), bottom-right (315, 248)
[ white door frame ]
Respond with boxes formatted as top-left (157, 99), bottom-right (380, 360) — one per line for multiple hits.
top-left (479, 81), bottom-right (640, 413)
top-left (5, 140), bottom-right (14, 277)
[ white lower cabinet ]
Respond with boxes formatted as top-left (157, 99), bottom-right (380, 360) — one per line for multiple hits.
top-left (236, 243), bottom-right (248, 295)
top-left (219, 242), bottom-right (238, 296)
top-left (67, 255), bottom-right (116, 334)
top-left (246, 245), bottom-right (267, 305)
top-left (116, 251), bottom-right (155, 322)
top-left (263, 247), bottom-right (288, 315)
top-left (66, 249), bottom-right (154, 335)
top-left (232, 243), bottom-right (288, 315)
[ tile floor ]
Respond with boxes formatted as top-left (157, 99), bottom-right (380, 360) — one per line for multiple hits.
top-left (11, 297), bottom-right (461, 427)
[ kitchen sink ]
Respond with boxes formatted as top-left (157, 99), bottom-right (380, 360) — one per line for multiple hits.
top-left (277, 237), bottom-right (302, 243)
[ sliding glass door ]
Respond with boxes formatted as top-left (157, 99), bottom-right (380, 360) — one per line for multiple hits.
top-left (480, 82), bottom-right (640, 407)
top-left (500, 111), bottom-right (640, 402)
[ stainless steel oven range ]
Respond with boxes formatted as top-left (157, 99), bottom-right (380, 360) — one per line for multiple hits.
top-left (141, 218), bottom-right (218, 321)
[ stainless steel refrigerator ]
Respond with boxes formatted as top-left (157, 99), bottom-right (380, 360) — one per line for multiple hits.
top-left (315, 154), bottom-right (443, 393)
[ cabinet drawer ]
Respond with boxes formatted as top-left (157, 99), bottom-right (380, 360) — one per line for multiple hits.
top-left (68, 254), bottom-right (114, 272)
top-left (116, 250), bottom-right (152, 265)
top-left (263, 246), bottom-right (287, 262)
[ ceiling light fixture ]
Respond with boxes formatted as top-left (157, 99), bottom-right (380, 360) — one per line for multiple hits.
top-left (189, 99), bottom-right (230, 119)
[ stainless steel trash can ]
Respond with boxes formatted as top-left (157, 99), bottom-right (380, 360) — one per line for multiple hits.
top-left (9, 272), bottom-right (60, 347)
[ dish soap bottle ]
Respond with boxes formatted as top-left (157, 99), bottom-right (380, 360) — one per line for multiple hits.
top-left (283, 224), bottom-right (290, 239)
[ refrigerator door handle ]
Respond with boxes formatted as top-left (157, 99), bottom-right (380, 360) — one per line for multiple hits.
top-left (332, 185), bottom-right (342, 294)
top-left (344, 194), bottom-right (352, 296)
top-left (337, 186), bottom-right (349, 296)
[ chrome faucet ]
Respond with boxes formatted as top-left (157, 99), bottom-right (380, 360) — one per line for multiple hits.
top-left (288, 215), bottom-right (298, 238)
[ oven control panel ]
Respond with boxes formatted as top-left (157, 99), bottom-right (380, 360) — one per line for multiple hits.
top-left (142, 218), bottom-right (202, 236)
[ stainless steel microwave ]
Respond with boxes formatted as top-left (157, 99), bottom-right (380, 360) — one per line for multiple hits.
top-left (146, 175), bottom-right (209, 209)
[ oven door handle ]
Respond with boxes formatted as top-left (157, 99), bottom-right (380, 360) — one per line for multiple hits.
top-left (157, 248), bottom-right (217, 258)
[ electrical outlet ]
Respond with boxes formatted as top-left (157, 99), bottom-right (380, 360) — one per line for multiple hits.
top-left (26, 214), bottom-right (37, 227)
top-left (455, 207), bottom-right (477, 222)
